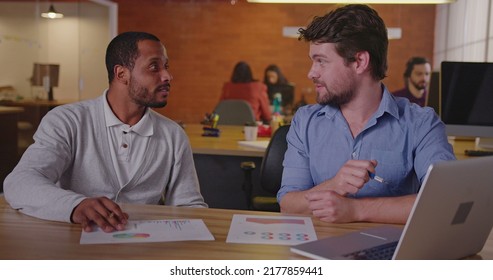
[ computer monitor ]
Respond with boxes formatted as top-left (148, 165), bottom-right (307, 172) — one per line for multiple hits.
top-left (31, 63), bottom-right (60, 101)
top-left (440, 61), bottom-right (493, 149)
top-left (267, 84), bottom-right (294, 108)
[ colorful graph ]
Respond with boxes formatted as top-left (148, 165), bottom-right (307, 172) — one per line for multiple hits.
top-left (244, 231), bottom-right (310, 241)
top-left (245, 217), bottom-right (306, 225)
top-left (112, 233), bottom-right (150, 239)
top-left (226, 215), bottom-right (317, 245)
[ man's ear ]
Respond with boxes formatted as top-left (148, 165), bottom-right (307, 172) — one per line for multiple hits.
top-left (353, 51), bottom-right (370, 75)
top-left (114, 65), bottom-right (129, 85)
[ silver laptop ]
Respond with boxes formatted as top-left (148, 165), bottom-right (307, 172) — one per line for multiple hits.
top-left (291, 156), bottom-right (493, 260)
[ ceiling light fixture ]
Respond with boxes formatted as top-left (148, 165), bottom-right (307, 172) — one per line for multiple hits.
top-left (41, 4), bottom-right (64, 19)
top-left (247, 0), bottom-right (455, 4)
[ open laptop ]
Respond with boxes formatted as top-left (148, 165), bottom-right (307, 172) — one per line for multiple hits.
top-left (291, 156), bottom-right (493, 260)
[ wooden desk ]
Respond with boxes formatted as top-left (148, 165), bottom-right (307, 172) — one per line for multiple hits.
top-left (0, 99), bottom-right (74, 129)
top-left (184, 124), bottom-right (271, 210)
top-left (0, 106), bottom-right (23, 192)
top-left (185, 124), bottom-right (269, 157)
top-left (449, 138), bottom-right (477, 160)
top-left (1, 196), bottom-right (492, 260)
top-left (0, 196), bottom-right (367, 259)
top-left (186, 125), bottom-right (480, 210)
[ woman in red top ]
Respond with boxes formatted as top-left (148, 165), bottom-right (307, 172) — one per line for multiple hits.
top-left (220, 61), bottom-right (272, 123)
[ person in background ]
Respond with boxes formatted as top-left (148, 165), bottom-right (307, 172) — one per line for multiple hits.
top-left (4, 31), bottom-right (207, 233)
top-left (220, 61), bottom-right (271, 123)
top-left (277, 5), bottom-right (455, 224)
top-left (263, 64), bottom-right (289, 102)
top-left (264, 64), bottom-right (295, 115)
top-left (392, 57), bottom-right (431, 107)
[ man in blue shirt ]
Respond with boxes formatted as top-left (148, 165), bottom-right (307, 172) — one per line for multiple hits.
top-left (277, 4), bottom-right (455, 224)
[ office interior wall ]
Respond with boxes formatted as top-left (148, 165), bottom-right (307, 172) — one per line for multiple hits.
top-left (0, 1), bottom-right (109, 101)
top-left (1, 1), bottom-right (436, 123)
top-left (78, 2), bottom-right (111, 100)
top-left (114, 0), bottom-right (435, 123)
top-left (434, 0), bottom-right (493, 67)
top-left (0, 2), bottom-right (39, 98)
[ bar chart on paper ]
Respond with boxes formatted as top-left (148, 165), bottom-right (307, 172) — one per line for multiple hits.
top-left (80, 219), bottom-right (214, 244)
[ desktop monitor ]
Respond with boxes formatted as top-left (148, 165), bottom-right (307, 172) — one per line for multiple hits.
top-left (31, 63), bottom-right (60, 101)
top-left (440, 61), bottom-right (493, 149)
top-left (267, 84), bottom-right (294, 108)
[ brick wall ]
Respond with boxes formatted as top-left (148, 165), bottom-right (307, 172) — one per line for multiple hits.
top-left (114, 0), bottom-right (435, 123)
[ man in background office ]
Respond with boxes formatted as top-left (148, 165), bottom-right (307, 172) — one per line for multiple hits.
top-left (278, 5), bottom-right (455, 224)
top-left (4, 31), bottom-right (207, 232)
top-left (392, 57), bottom-right (431, 107)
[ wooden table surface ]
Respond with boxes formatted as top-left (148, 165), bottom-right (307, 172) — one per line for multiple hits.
top-left (0, 196), bottom-right (391, 260)
top-left (1, 196), bottom-right (493, 260)
top-left (449, 138), bottom-right (479, 160)
top-left (0, 106), bottom-right (23, 114)
top-left (185, 124), bottom-right (269, 157)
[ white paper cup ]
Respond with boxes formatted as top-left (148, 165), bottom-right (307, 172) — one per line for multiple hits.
top-left (244, 126), bottom-right (258, 141)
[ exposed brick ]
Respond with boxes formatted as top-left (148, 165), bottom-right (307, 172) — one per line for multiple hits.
top-left (114, 1), bottom-right (435, 123)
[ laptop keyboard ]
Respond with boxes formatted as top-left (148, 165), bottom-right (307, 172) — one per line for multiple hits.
top-left (342, 241), bottom-right (398, 260)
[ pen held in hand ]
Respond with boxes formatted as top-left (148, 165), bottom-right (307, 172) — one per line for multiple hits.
top-left (368, 171), bottom-right (388, 184)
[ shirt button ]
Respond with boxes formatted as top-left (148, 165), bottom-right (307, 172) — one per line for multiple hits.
top-left (122, 143), bottom-right (128, 148)
top-left (123, 131), bottom-right (128, 134)
top-left (352, 152), bottom-right (357, 158)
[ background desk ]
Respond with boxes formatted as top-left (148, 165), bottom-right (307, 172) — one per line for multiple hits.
top-left (0, 99), bottom-right (74, 157)
top-left (0, 99), bottom-right (73, 129)
top-left (0, 106), bottom-right (23, 193)
top-left (185, 124), bottom-right (271, 210)
top-left (449, 138), bottom-right (477, 160)
top-left (185, 125), bottom-right (481, 210)
top-left (1, 196), bottom-right (492, 260)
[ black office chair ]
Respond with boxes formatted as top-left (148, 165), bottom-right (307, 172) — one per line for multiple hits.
top-left (213, 99), bottom-right (256, 125)
top-left (241, 124), bottom-right (290, 211)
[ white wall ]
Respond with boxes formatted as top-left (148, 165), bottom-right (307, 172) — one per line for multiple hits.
top-left (434, 0), bottom-right (493, 69)
top-left (0, 1), bottom-right (110, 101)
top-left (0, 2), bottom-right (40, 98)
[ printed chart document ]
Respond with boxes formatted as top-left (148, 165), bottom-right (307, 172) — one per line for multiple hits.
top-left (80, 219), bottom-right (214, 244)
top-left (226, 214), bottom-right (317, 246)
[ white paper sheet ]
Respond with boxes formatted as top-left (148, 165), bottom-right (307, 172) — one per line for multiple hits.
top-left (237, 140), bottom-right (269, 150)
top-left (80, 219), bottom-right (214, 244)
top-left (226, 214), bottom-right (317, 246)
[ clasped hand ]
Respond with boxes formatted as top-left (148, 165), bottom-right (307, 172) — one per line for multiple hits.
top-left (305, 159), bottom-right (377, 223)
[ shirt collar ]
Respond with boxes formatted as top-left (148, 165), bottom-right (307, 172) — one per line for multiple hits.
top-left (375, 84), bottom-right (400, 120)
top-left (103, 90), bottom-right (154, 137)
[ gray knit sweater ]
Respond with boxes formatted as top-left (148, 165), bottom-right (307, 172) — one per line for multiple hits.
top-left (4, 95), bottom-right (206, 222)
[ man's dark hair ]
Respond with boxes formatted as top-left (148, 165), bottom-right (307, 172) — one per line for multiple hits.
top-left (105, 31), bottom-right (160, 83)
top-left (298, 4), bottom-right (388, 81)
top-left (404, 56), bottom-right (429, 78)
top-left (230, 61), bottom-right (255, 83)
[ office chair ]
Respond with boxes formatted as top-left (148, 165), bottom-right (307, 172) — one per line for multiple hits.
top-left (240, 124), bottom-right (290, 212)
top-left (213, 99), bottom-right (256, 125)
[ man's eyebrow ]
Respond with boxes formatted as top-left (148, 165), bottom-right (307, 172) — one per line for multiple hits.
top-left (310, 54), bottom-right (327, 59)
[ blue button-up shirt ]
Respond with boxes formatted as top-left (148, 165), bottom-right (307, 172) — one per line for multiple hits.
top-left (278, 85), bottom-right (455, 201)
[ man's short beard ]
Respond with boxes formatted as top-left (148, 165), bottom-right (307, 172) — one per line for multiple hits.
top-left (317, 89), bottom-right (355, 107)
top-left (146, 100), bottom-right (167, 108)
top-left (129, 76), bottom-right (168, 108)
top-left (410, 79), bottom-right (426, 91)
